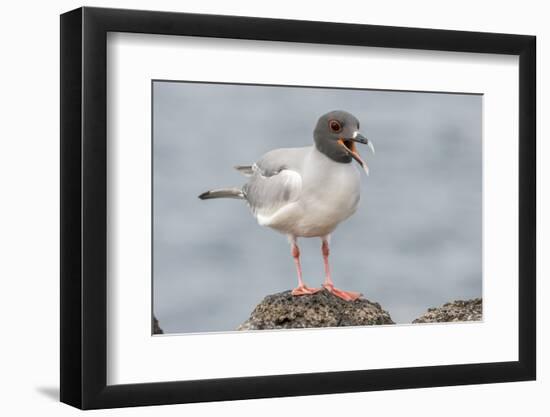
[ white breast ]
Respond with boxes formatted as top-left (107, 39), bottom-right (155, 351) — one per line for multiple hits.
top-left (264, 148), bottom-right (361, 237)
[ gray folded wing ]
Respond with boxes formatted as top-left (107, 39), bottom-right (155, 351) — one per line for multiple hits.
top-left (241, 147), bottom-right (308, 219)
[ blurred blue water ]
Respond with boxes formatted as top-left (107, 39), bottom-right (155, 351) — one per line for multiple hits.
top-left (153, 81), bottom-right (482, 333)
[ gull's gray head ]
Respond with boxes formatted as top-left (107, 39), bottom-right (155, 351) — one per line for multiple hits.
top-left (313, 110), bottom-right (374, 174)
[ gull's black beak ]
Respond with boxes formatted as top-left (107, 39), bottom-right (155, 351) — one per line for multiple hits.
top-left (337, 132), bottom-right (375, 175)
top-left (350, 132), bottom-right (368, 144)
top-left (349, 133), bottom-right (375, 154)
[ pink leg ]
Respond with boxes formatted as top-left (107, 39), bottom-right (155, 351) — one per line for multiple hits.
top-left (321, 237), bottom-right (362, 301)
top-left (290, 238), bottom-right (320, 296)
top-left (322, 239), bottom-right (334, 287)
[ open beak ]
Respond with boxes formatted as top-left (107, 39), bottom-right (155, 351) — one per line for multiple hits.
top-left (337, 133), bottom-right (375, 175)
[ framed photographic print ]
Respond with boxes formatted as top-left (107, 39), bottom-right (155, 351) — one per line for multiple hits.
top-left (60, 6), bottom-right (536, 410)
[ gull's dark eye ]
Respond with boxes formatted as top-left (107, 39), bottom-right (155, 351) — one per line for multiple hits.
top-left (329, 120), bottom-right (342, 133)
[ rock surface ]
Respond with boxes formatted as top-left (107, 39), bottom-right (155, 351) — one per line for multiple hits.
top-left (413, 298), bottom-right (482, 323)
top-left (153, 315), bottom-right (164, 334)
top-left (238, 289), bottom-right (394, 330)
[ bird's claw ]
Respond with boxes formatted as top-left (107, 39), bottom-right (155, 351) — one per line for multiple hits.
top-left (292, 285), bottom-right (321, 296)
top-left (322, 284), bottom-right (362, 301)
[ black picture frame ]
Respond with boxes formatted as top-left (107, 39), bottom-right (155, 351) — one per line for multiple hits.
top-left (60, 6), bottom-right (536, 410)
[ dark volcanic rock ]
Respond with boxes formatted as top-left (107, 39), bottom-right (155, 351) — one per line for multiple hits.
top-left (238, 289), bottom-right (394, 330)
top-left (153, 316), bottom-right (164, 334)
top-left (413, 298), bottom-right (482, 323)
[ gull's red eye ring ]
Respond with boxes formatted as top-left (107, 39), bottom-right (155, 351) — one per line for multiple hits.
top-left (328, 120), bottom-right (342, 133)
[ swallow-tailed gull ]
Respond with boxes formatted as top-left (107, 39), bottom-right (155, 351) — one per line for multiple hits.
top-left (199, 110), bottom-right (374, 301)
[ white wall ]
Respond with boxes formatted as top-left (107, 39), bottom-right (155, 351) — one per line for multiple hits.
top-left (0, 0), bottom-right (545, 415)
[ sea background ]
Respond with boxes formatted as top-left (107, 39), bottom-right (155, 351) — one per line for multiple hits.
top-left (152, 81), bottom-right (482, 334)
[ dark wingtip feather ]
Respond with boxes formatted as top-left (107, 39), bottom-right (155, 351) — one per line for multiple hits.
top-left (198, 188), bottom-right (244, 200)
